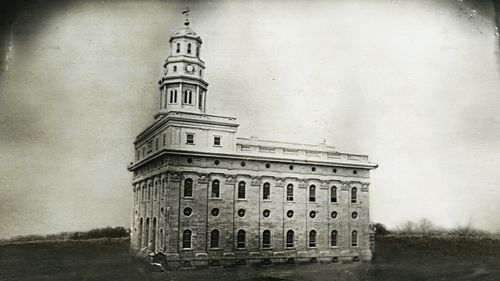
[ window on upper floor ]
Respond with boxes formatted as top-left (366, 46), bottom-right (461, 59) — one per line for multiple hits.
top-left (331, 230), bottom-right (338, 247)
top-left (196, 46), bottom-right (200, 57)
top-left (331, 186), bottom-right (337, 203)
top-left (309, 185), bottom-right (316, 202)
top-left (184, 178), bottom-right (193, 197)
top-left (188, 90), bottom-right (192, 104)
top-left (186, 133), bottom-right (194, 145)
top-left (351, 187), bottom-right (358, 203)
top-left (163, 134), bottom-right (166, 146)
top-left (210, 229), bottom-right (219, 248)
top-left (237, 181), bottom-right (245, 199)
top-left (263, 182), bottom-right (270, 200)
top-left (286, 230), bottom-right (294, 248)
top-left (309, 230), bottom-right (317, 248)
top-left (198, 92), bottom-right (203, 109)
top-left (176, 43), bottom-right (180, 53)
top-left (182, 229), bottom-right (192, 249)
top-left (187, 43), bottom-right (191, 54)
top-left (155, 138), bottom-right (159, 150)
top-left (286, 184), bottom-right (293, 201)
top-left (173, 65), bottom-right (177, 72)
top-left (211, 179), bottom-right (220, 198)
top-left (352, 230), bottom-right (358, 247)
top-left (214, 136), bottom-right (221, 146)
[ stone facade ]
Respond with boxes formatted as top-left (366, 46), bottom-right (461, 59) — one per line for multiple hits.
top-left (128, 18), bottom-right (378, 268)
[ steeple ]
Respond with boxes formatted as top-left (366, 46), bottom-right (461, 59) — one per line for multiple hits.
top-left (156, 9), bottom-right (208, 118)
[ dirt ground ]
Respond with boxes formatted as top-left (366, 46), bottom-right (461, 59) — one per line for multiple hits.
top-left (1, 236), bottom-right (499, 281)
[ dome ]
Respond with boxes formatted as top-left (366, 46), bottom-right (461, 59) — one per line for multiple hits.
top-left (174, 27), bottom-right (197, 36)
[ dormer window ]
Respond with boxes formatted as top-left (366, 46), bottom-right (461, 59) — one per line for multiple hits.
top-left (187, 43), bottom-right (192, 54)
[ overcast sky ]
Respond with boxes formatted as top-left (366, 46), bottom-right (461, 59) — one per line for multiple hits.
top-left (1, 0), bottom-right (499, 238)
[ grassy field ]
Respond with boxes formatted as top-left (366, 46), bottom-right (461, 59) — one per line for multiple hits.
top-left (1, 236), bottom-right (500, 281)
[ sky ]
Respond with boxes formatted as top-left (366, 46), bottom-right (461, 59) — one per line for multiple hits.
top-left (0, 0), bottom-right (500, 238)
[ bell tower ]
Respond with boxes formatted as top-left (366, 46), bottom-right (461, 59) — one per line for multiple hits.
top-left (157, 8), bottom-right (208, 117)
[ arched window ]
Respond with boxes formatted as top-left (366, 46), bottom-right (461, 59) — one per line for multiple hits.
top-left (262, 230), bottom-right (271, 248)
top-left (237, 181), bottom-right (246, 199)
top-left (331, 186), bottom-right (337, 203)
top-left (182, 229), bottom-right (192, 249)
top-left (309, 230), bottom-right (317, 247)
top-left (263, 182), bottom-right (270, 200)
top-left (210, 229), bottom-right (219, 248)
top-left (154, 182), bottom-right (158, 200)
top-left (286, 184), bottom-right (293, 201)
top-left (138, 218), bottom-right (143, 247)
top-left (176, 43), bottom-right (180, 53)
top-left (237, 230), bottom-right (246, 248)
top-left (187, 43), bottom-right (192, 54)
top-left (184, 178), bottom-right (193, 197)
top-left (160, 228), bottom-right (164, 250)
top-left (351, 187), bottom-right (357, 203)
top-left (309, 185), bottom-right (316, 202)
top-left (211, 179), bottom-right (220, 198)
top-left (286, 230), bottom-right (294, 248)
top-left (331, 230), bottom-right (338, 247)
top-left (352, 230), bottom-right (358, 247)
top-left (198, 92), bottom-right (203, 109)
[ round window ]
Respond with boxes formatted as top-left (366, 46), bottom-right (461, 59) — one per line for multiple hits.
top-left (309, 211), bottom-right (316, 218)
top-left (331, 211), bottom-right (337, 219)
top-left (211, 208), bottom-right (219, 217)
top-left (333, 168), bottom-right (337, 173)
top-left (311, 167), bottom-right (316, 172)
top-left (183, 207), bottom-right (193, 216)
top-left (265, 163), bottom-right (271, 169)
top-left (241, 161), bottom-right (246, 167)
top-left (263, 209), bottom-right (270, 217)
top-left (289, 165), bottom-right (294, 170)
top-left (353, 170), bottom-right (358, 175)
top-left (237, 209), bottom-right (246, 217)
top-left (287, 210), bottom-right (294, 218)
top-left (352, 212), bottom-right (358, 219)
top-left (187, 157), bottom-right (193, 163)
top-left (214, 159), bottom-right (220, 165)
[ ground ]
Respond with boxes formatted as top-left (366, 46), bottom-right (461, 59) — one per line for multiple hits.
top-left (1, 236), bottom-right (500, 281)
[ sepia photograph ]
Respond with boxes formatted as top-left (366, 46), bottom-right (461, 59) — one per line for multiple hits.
top-left (1, 0), bottom-right (500, 280)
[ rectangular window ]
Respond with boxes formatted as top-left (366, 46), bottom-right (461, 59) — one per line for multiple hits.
top-left (163, 134), bottom-right (166, 146)
top-left (198, 93), bottom-right (203, 109)
top-left (213, 136), bottom-right (221, 146)
top-left (147, 140), bottom-right (153, 153)
top-left (186, 134), bottom-right (194, 144)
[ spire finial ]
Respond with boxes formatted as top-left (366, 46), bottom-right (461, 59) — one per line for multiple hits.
top-left (182, 7), bottom-right (191, 26)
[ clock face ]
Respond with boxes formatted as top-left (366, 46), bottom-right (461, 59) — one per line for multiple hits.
top-left (184, 64), bottom-right (195, 74)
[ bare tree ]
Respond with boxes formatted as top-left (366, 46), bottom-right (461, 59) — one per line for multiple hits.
top-left (397, 221), bottom-right (416, 235)
top-left (417, 218), bottom-right (434, 236)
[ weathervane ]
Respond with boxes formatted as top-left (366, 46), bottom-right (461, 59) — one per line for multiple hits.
top-left (182, 7), bottom-right (191, 26)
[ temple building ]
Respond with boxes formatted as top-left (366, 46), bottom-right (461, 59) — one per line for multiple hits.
top-left (128, 14), bottom-right (378, 268)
